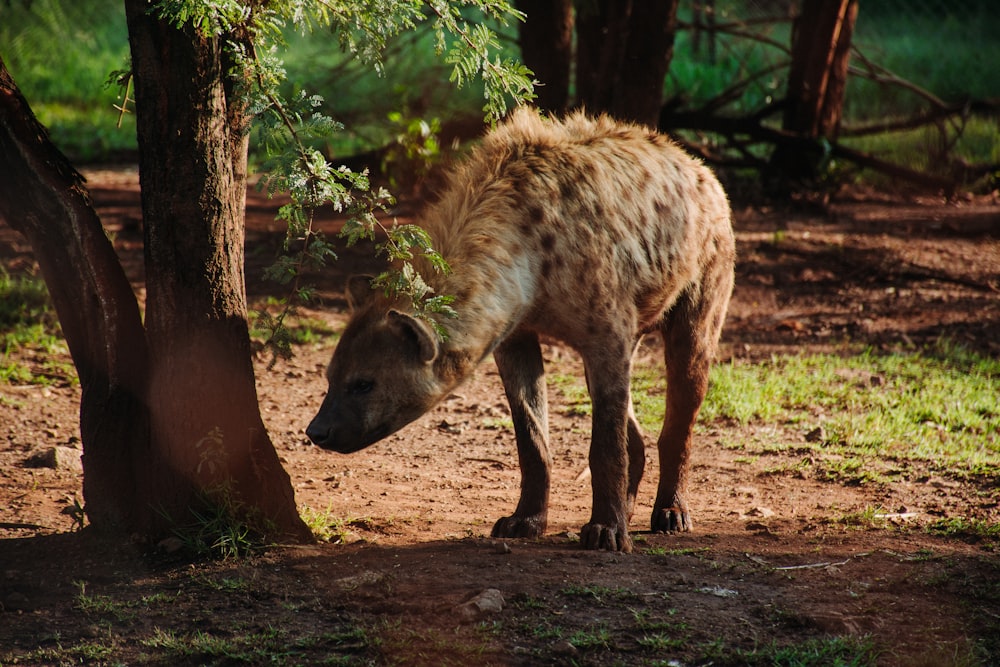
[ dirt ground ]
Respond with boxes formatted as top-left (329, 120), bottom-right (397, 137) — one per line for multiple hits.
top-left (1, 166), bottom-right (999, 665)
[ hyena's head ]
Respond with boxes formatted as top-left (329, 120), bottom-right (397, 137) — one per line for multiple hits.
top-left (306, 276), bottom-right (443, 454)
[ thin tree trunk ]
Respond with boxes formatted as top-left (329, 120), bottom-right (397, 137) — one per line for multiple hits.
top-left (516, 0), bottom-right (573, 113)
top-left (0, 56), bottom-right (150, 532)
top-left (614, 1), bottom-right (679, 126)
top-left (575, 0), bottom-right (632, 117)
top-left (771, 0), bottom-right (858, 181)
top-left (575, 0), bottom-right (679, 127)
top-left (124, 2), bottom-right (309, 540)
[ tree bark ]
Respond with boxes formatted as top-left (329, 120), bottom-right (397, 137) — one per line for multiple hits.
top-left (0, 56), bottom-right (150, 532)
top-left (575, 0), bottom-right (679, 127)
top-left (123, 2), bottom-right (309, 541)
top-left (516, 0), bottom-right (573, 113)
top-left (771, 0), bottom-right (858, 180)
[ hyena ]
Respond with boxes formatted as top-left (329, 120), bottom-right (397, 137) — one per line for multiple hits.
top-left (307, 108), bottom-right (735, 552)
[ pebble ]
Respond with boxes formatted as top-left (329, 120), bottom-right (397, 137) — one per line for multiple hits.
top-left (454, 588), bottom-right (504, 624)
top-left (23, 446), bottom-right (83, 472)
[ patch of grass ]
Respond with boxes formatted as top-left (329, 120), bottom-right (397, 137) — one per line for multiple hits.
top-left (639, 632), bottom-right (688, 651)
top-left (559, 584), bottom-right (640, 604)
top-left (567, 625), bottom-right (613, 650)
top-left (644, 546), bottom-right (711, 558)
top-left (927, 517), bottom-right (1000, 546)
top-left (13, 639), bottom-right (117, 665)
top-left (0, 0), bottom-right (134, 162)
top-left (696, 344), bottom-right (1000, 479)
top-left (554, 343), bottom-right (999, 485)
top-left (831, 505), bottom-right (891, 529)
top-left (548, 372), bottom-right (592, 418)
top-left (480, 416), bottom-right (514, 430)
top-left (702, 634), bottom-right (881, 666)
top-left (842, 117), bottom-right (1000, 185)
top-left (141, 626), bottom-right (300, 664)
top-left (0, 271), bottom-right (75, 385)
top-left (74, 580), bottom-right (137, 624)
top-left (299, 505), bottom-right (359, 544)
top-left (849, 6), bottom-right (1000, 120)
top-left (162, 487), bottom-right (275, 560)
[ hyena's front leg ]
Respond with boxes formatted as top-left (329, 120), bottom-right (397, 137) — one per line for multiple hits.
top-left (586, 364), bottom-right (646, 523)
top-left (492, 331), bottom-right (551, 539)
top-left (580, 351), bottom-right (634, 552)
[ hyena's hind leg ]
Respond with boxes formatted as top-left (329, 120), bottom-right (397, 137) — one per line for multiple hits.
top-left (492, 330), bottom-right (552, 539)
top-left (652, 251), bottom-right (734, 533)
top-left (625, 398), bottom-right (647, 521)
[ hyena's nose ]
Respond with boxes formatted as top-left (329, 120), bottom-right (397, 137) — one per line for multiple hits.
top-left (305, 418), bottom-right (331, 446)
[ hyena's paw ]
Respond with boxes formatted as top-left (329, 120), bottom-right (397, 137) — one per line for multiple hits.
top-left (492, 514), bottom-right (546, 539)
top-left (580, 522), bottom-right (633, 553)
top-left (651, 502), bottom-right (692, 533)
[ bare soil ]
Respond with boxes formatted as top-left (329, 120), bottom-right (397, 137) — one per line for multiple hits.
top-left (1, 167), bottom-right (999, 665)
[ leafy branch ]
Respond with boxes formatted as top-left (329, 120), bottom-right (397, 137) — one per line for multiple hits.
top-left (426, 1), bottom-right (535, 121)
top-left (154, 0), bottom-right (534, 355)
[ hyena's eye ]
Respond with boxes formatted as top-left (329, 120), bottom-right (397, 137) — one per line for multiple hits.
top-left (348, 379), bottom-right (374, 396)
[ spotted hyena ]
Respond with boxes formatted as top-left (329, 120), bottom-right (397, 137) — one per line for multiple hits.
top-left (307, 108), bottom-right (735, 552)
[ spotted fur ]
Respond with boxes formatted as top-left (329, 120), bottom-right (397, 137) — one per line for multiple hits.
top-left (307, 108), bottom-right (735, 552)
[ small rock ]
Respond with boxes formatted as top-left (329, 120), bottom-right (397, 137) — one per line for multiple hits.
top-left (492, 540), bottom-right (511, 554)
top-left (436, 419), bottom-right (463, 435)
top-left (698, 585), bottom-right (738, 598)
top-left (334, 570), bottom-right (384, 591)
top-left (551, 640), bottom-right (579, 657)
top-left (157, 536), bottom-right (185, 554)
top-left (805, 426), bottom-right (825, 443)
top-left (454, 588), bottom-right (505, 624)
top-left (23, 446), bottom-right (83, 472)
top-left (745, 521), bottom-right (773, 534)
top-left (744, 506), bottom-right (775, 518)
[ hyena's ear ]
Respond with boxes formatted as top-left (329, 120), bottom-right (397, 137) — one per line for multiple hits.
top-left (345, 275), bottom-right (376, 311)
top-left (387, 310), bottom-right (439, 364)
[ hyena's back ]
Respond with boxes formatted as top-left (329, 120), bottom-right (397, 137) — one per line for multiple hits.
top-left (422, 109), bottom-right (734, 351)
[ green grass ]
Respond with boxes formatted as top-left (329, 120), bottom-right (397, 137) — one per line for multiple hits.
top-left (0, 0), bottom-right (134, 162)
top-left (840, 116), bottom-right (1000, 187)
top-left (142, 625), bottom-right (372, 665)
top-left (710, 634), bottom-right (881, 666)
top-left (0, 271), bottom-right (74, 385)
top-left (701, 344), bottom-right (999, 472)
top-left (927, 516), bottom-right (1000, 546)
top-left (849, 5), bottom-right (1000, 120)
top-left (543, 341), bottom-right (1000, 486)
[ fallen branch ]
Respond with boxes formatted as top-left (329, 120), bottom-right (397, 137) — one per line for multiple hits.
top-left (661, 107), bottom-right (981, 192)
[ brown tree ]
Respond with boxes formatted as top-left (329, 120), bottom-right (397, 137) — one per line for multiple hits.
top-left (0, 55), bottom-right (150, 533)
top-left (0, 7), bottom-right (311, 542)
top-left (771, 0), bottom-right (859, 180)
top-left (518, 1), bottom-right (680, 127)
top-left (123, 0), bottom-right (307, 541)
top-left (515, 0), bottom-right (573, 113)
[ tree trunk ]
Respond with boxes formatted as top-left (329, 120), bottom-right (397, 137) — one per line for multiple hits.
top-left (516, 0), bottom-right (573, 113)
top-left (123, 1), bottom-right (309, 541)
top-left (0, 56), bottom-right (149, 532)
top-left (575, 0), bottom-right (679, 127)
top-left (771, 0), bottom-right (859, 181)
